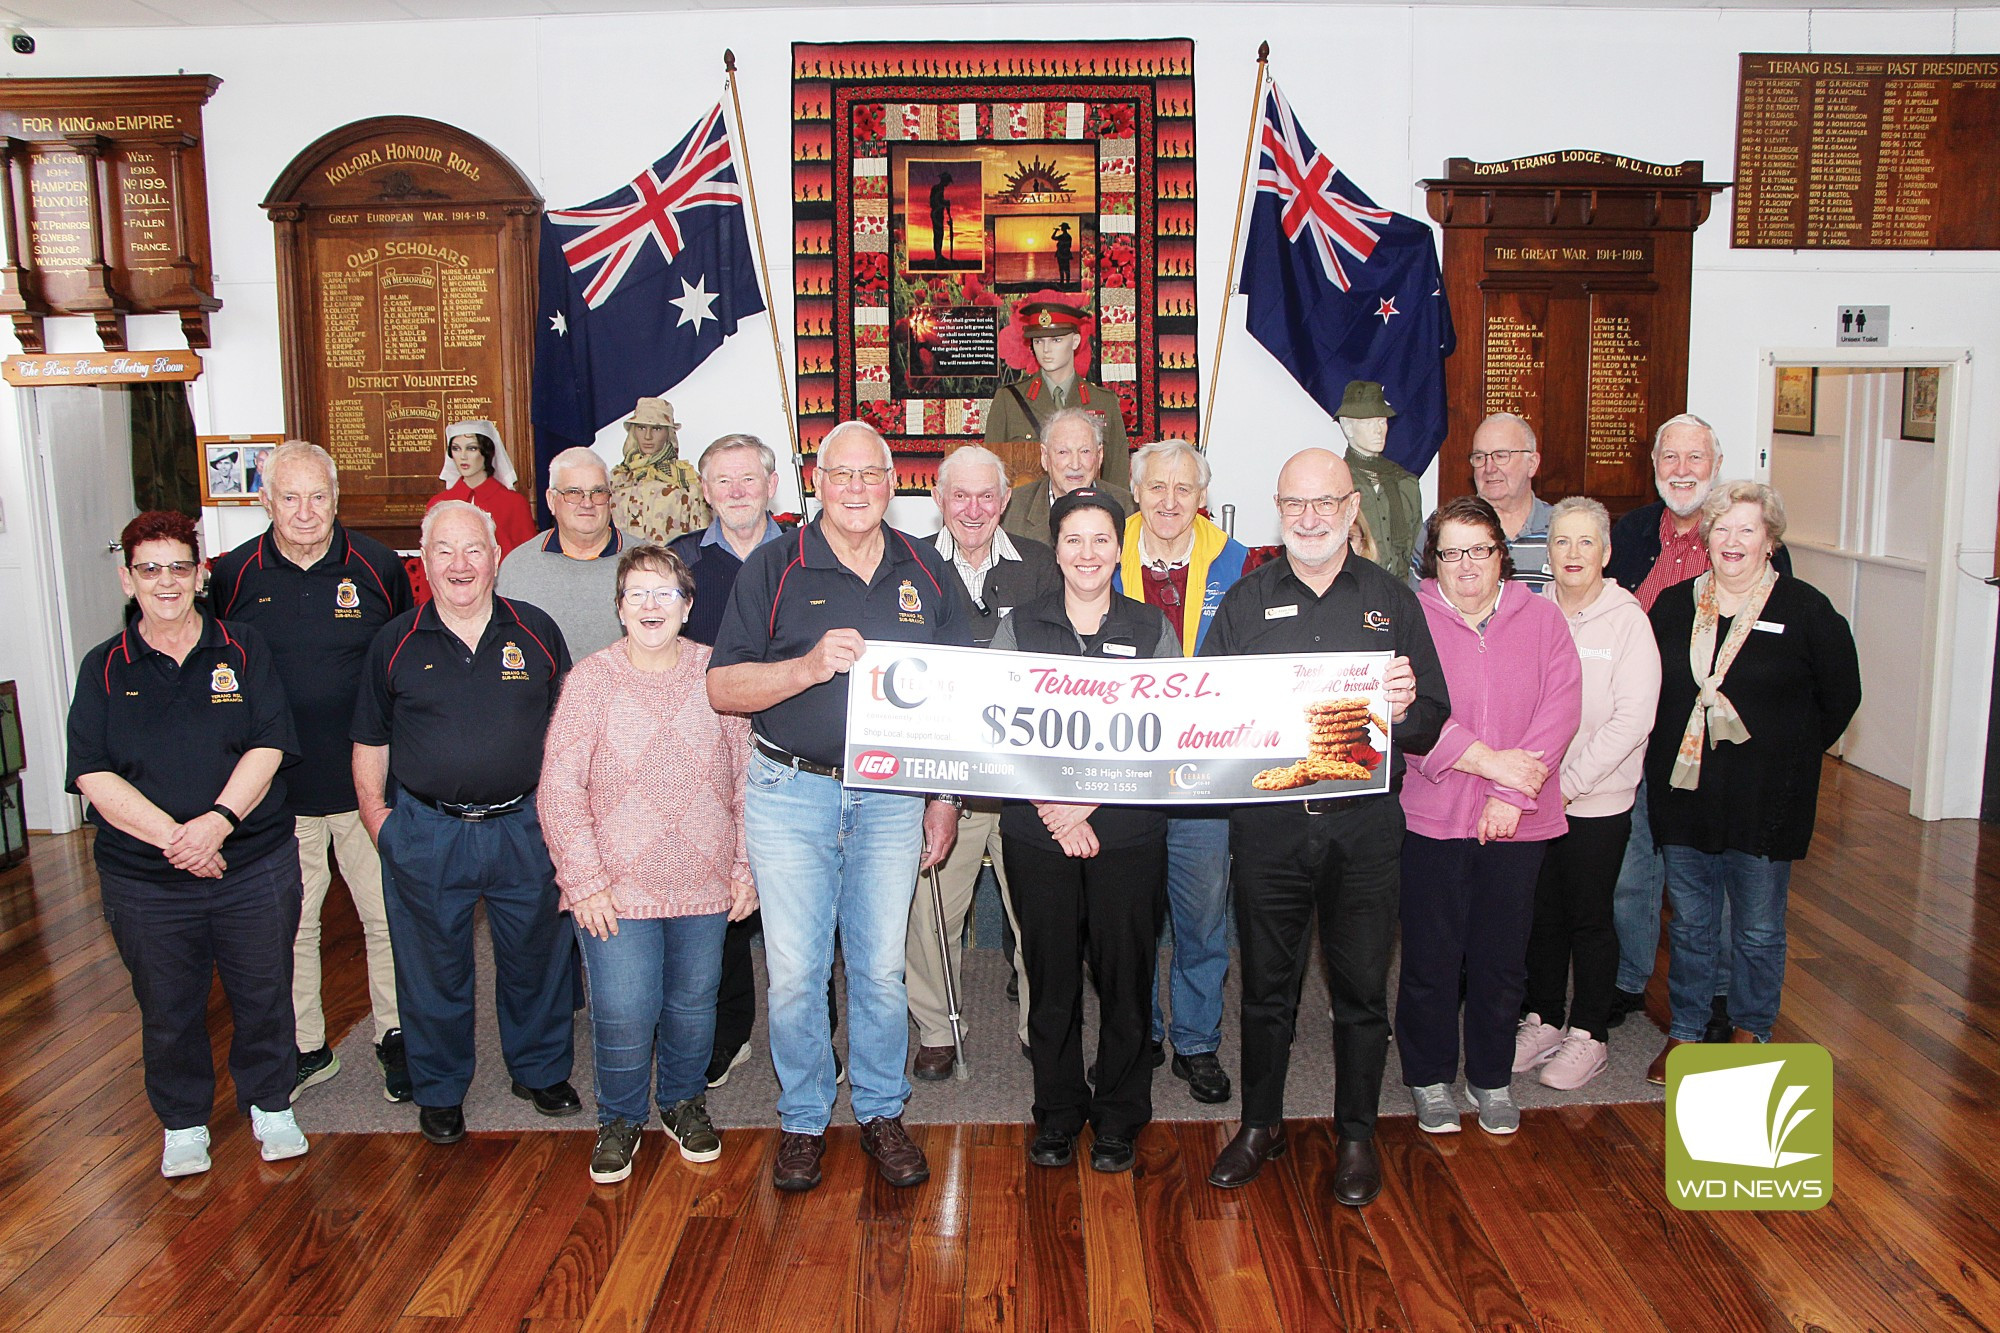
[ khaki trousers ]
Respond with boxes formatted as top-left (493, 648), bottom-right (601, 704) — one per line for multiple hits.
top-left (906, 808), bottom-right (1029, 1048)
top-left (293, 810), bottom-right (399, 1049)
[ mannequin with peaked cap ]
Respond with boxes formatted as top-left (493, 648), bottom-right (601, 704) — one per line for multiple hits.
top-left (610, 396), bottom-right (710, 545)
top-left (984, 300), bottom-right (1130, 490)
top-left (428, 419), bottom-right (537, 556)
top-left (1338, 381), bottom-right (1422, 579)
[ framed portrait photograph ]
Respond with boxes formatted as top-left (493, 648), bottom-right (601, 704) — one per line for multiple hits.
top-left (1902, 366), bottom-right (1940, 442)
top-left (1772, 366), bottom-right (1818, 436)
top-left (198, 433), bottom-right (284, 506)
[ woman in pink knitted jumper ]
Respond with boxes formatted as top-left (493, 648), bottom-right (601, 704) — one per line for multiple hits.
top-left (538, 545), bottom-right (755, 1185)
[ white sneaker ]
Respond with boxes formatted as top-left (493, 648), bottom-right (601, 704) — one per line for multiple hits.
top-left (1512, 1013), bottom-right (1565, 1073)
top-left (251, 1106), bottom-right (310, 1162)
top-left (161, 1125), bottom-right (210, 1178)
top-left (1538, 1028), bottom-right (1609, 1091)
top-left (1409, 1082), bottom-right (1462, 1134)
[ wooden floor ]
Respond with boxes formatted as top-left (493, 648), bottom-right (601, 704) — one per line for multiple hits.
top-left (1, 759), bottom-right (1997, 1331)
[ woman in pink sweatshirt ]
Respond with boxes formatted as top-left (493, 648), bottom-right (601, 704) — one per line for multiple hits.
top-left (1399, 497), bottom-right (1582, 1136)
top-left (1513, 498), bottom-right (1661, 1092)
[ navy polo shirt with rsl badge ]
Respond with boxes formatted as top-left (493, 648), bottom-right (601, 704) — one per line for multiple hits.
top-left (351, 597), bottom-right (571, 806)
top-left (1198, 551), bottom-right (1449, 792)
top-left (209, 522), bottom-right (413, 816)
top-left (709, 517), bottom-right (971, 769)
top-left (65, 615), bottom-right (301, 882)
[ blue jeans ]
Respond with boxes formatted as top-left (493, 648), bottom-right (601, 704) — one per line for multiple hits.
top-left (1661, 848), bottom-right (1791, 1042)
top-left (1612, 777), bottom-right (1729, 998)
top-left (743, 751), bottom-right (924, 1133)
top-left (1151, 813), bottom-right (1231, 1054)
top-left (576, 912), bottom-right (727, 1125)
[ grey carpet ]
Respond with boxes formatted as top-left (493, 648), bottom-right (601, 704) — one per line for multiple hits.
top-left (303, 927), bottom-right (1665, 1134)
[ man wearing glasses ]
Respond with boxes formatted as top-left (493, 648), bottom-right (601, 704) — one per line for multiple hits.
top-left (709, 421), bottom-right (970, 1194)
top-left (1199, 448), bottom-right (1449, 1207)
top-left (1450, 412), bottom-right (1555, 590)
top-left (496, 447), bottom-right (634, 657)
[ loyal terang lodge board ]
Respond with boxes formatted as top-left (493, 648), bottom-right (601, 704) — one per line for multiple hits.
top-left (1733, 53), bottom-right (2000, 250)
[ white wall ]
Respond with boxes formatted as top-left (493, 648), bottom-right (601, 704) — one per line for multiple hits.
top-left (3, 4), bottom-right (1997, 824)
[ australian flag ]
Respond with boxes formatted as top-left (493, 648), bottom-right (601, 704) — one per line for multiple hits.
top-left (532, 103), bottom-right (765, 488)
top-left (1238, 82), bottom-right (1454, 475)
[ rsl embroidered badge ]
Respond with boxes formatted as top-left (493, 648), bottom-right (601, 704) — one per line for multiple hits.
top-left (335, 578), bottom-right (360, 609)
top-left (897, 580), bottom-right (921, 614)
top-left (210, 663), bottom-right (238, 693)
top-left (501, 643), bottom-right (526, 671)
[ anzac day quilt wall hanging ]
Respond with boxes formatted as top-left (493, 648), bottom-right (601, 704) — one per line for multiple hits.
top-left (792, 40), bottom-right (1198, 492)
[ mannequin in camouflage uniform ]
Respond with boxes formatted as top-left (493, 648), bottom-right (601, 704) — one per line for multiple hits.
top-left (610, 397), bottom-right (710, 545)
top-left (983, 301), bottom-right (1130, 490)
top-left (1337, 381), bottom-right (1422, 579)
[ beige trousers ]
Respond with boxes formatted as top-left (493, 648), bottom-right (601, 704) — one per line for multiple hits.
top-left (293, 811), bottom-right (399, 1049)
top-left (906, 808), bottom-right (1029, 1048)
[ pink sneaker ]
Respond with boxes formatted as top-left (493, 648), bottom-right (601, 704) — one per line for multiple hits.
top-left (1512, 1014), bottom-right (1565, 1073)
top-left (1538, 1028), bottom-right (1609, 1091)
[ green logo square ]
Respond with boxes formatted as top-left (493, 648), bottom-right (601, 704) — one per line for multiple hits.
top-left (1664, 1043), bottom-right (1832, 1211)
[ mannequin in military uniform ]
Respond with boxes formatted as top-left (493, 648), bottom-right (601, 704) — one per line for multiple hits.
top-left (983, 300), bottom-right (1130, 490)
top-left (1337, 381), bottom-right (1422, 578)
top-left (610, 396), bottom-right (710, 545)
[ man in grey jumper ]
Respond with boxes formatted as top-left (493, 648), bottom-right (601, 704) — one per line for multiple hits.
top-left (496, 446), bottom-right (634, 657)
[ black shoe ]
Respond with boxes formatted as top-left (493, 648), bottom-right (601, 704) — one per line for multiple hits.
top-left (1607, 989), bottom-right (1644, 1030)
top-left (1331, 1137), bottom-right (1381, 1207)
top-left (511, 1079), bottom-right (583, 1117)
top-left (1171, 1052), bottom-right (1232, 1104)
top-left (419, 1104), bottom-right (465, 1145)
top-left (291, 1045), bottom-right (339, 1102)
top-left (1090, 1133), bottom-right (1136, 1173)
top-left (1028, 1127), bottom-right (1075, 1168)
top-left (1207, 1124), bottom-right (1287, 1188)
top-left (705, 1041), bottom-right (751, 1089)
top-left (376, 1028), bottom-right (412, 1103)
top-left (1006, 972), bottom-right (1020, 1003)
top-left (1703, 996), bottom-right (1734, 1044)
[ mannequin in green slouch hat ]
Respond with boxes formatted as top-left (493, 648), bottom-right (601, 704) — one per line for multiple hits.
top-left (1337, 381), bottom-right (1421, 578)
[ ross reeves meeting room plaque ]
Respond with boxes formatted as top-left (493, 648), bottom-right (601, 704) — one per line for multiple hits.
top-left (263, 117), bottom-right (539, 545)
top-left (1734, 53), bottom-right (2000, 250)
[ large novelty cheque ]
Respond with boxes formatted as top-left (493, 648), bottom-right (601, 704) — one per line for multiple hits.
top-left (844, 642), bottom-right (1393, 804)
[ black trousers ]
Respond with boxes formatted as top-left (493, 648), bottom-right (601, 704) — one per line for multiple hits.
top-left (1397, 833), bottom-right (1546, 1091)
top-left (1524, 810), bottom-right (1631, 1037)
top-left (99, 842), bottom-right (303, 1129)
top-left (1232, 794), bottom-right (1403, 1141)
top-left (711, 911), bottom-right (840, 1064)
top-left (1004, 835), bottom-right (1167, 1141)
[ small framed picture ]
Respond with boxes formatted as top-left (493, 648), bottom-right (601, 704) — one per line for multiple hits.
top-left (1902, 367), bottom-right (1939, 443)
top-left (1772, 366), bottom-right (1817, 436)
top-left (198, 434), bottom-right (284, 506)
top-left (0, 679), bottom-right (21, 777)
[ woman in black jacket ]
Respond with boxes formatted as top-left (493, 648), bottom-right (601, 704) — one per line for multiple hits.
top-left (992, 488), bottom-right (1176, 1173)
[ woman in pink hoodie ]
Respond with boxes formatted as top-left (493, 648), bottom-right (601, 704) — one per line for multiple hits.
top-left (1399, 497), bottom-right (1582, 1135)
top-left (1513, 498), bottom-right (1661, 1092)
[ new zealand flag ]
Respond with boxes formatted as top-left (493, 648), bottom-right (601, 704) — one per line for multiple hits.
top-left (532, 104), bottom-right (765, 487)
top-left (1238, 82), bottom-right (1454, 475)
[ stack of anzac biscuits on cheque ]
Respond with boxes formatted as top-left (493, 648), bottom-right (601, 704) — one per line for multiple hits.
top-left (1252, 697), bottom-right (1382, 790)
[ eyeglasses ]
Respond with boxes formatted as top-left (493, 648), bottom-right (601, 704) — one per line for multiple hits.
top-left (620, 586), bottom-right (688, 606)
top-left (1142, 563), bottom-right (1182, 609)
top-left (1275, 492), bottom-right (1356, 517)
top-left (129, 560), bottom-right (199, 580)
top-left (1468, 449), bottom-right (1531, 467)
top-left (1434, 544), bottom-right (1501, 563)
top-left (552, 486), bottom-right (612, 504)
top-left (821, 466), bottom-right (892, 487)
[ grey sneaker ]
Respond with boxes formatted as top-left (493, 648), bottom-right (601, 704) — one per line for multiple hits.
top-left (1468, 1084), bottom-right (1521, 1135)
top-left (662, 1095), bottom-right (722, 1163)
top-left (590, 1118), bottom-right (642, 1183)
top-left (1410, 1082), bottom-right (1462, 1134)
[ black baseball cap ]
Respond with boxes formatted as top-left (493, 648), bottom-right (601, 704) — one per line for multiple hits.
top-left (1048, 486), bottom-right (1126, 540)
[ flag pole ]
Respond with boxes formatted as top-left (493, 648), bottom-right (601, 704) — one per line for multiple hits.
top-left (723, 49), bottom-right (807, 509)
top-left (1199, 41), bottom-right (1270, 455)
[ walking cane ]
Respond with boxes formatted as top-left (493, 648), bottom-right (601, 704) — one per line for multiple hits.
top-left (928, 867), bottom-right (972, 1080)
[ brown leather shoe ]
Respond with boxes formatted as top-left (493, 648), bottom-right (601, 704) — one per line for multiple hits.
top-left (1332, 1137), bottom-right (1381, 1208)
top-left (1646, 1037), bottom-right (1692, 1086)
top-left (860, 1115), bottom-right (931, 1187)
top-left (1206, 1123), bottom-right (1287, 1189)
top-left (1731, 1028), bottom-right (1762, 1044)
top-left (912, 1045), bottom-right (956, 1082)
top-left (773, 1131), bottom-right (824, 1192)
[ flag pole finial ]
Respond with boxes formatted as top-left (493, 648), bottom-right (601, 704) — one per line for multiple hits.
top-left (723, 49), bottom-right (736, 73)
top-left (1258, 41), bottom-right (1269, 61)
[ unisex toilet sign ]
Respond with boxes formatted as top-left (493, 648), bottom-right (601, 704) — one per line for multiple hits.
top-left (844, 642), bottom-right (1393, 804)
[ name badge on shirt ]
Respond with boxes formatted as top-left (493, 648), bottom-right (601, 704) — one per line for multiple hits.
top-left (1264, 605), bottom-right (1300, 620)
top-left (1103, 642), bottom-right (1137, 657)
top-left (1753, 620), bottom-right (1785, 634)
top-left (1578, 647), bottom-right (1614, 661)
